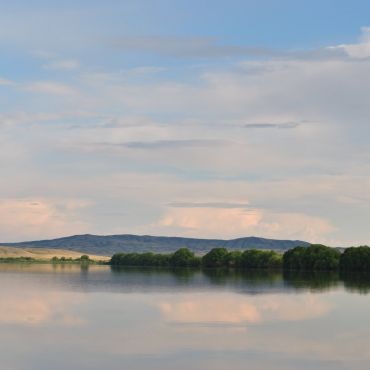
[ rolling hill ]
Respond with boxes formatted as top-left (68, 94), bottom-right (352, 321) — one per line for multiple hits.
top-left (0, 234), bottom-right (309, 256)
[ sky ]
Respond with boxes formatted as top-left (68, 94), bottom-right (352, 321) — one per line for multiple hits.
top-left (1, 0), bottom-right (370, 245)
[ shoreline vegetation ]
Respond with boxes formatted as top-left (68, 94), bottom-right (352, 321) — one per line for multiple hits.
top-left (0, 255), bottom-right (107, 265)
top-left (0, 246), bottom-right (110, 264)
top-left (111, 245), bottom-right (370, 272)
top-left (1, 244), bottom-right (370, 272)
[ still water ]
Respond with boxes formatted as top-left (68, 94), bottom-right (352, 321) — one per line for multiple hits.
top-left (0, 264), bottom-right (369, 370)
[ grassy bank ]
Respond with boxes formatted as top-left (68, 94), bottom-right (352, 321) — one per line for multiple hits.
top-left (0, 256), bottom-right (108, 265)
top-left (0, 246), bottom-right (110, 264)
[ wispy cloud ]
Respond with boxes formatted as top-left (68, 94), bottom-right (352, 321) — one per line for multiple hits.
top-left (243, 122), bottom-right (301, 129)
top-left (169, 201), bottom-right (250, 209)
top-left (89, 139), bottom-right (227, 150)
top-left (0, 111), bottom-right (97, 127)
top-left (43, 59), bottom-right (80, 71)
top-left (111, 35), bottom-right (361, 61)
top-left (23, 81), bottom-right (77, 95)
top-left (157, 206), bottom-right (335, 241)
top-left (112, 36), bottom-right (278, 58)
top-left (0, 198), bottom-right (91, 241)
top-left (1, 5), bottom-right (370, 245)
top-left (0, 77), bottom-right (15, 86)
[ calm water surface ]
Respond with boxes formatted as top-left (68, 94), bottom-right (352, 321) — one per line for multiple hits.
top-left (0, 264), bottom-right (369, 370)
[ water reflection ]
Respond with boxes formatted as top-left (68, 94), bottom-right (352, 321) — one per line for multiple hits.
top-left (0, 290), bottom-right (85, 326)
top-left (283, 270), bottom-right (341, 291)
top-left (158, 293), bottom-right (331, 325)
top-left (110, 266), bottom-right (370, 295)
top-left (340, 272), bottom-right (370, 294)
top-left (0, 265), bottom-right (370, 370)
top-left (0, 264), bottom-right (370, 294)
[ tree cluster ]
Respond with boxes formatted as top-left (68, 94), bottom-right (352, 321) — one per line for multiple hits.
top-left (111, 248), bottom-right (201, 267)
top-left (340, 246), bottom-right (370, 272)
top-left (283, 244), bottom-right (340, 271)
top-left (111, 244), bottom-right (370, 272)
top-left (283, 244), bottom-right (370, 272)
top-left (111, 247), bottom-right (282, 269)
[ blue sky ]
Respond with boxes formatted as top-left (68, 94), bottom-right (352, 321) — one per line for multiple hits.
top-left (1, 0), bottom-right (370, 245)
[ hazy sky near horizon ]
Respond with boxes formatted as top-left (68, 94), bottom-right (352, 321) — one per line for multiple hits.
top-left (1, 0), bottom-right (370, 245)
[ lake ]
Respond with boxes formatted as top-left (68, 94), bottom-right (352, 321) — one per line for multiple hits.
top-left (0, 264), bottom-right (369, 370)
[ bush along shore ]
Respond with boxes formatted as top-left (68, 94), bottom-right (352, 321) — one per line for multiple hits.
top-left (0, 255), bottom-right (106, 264)
top-left (111, 244), bottom-right (370, 272)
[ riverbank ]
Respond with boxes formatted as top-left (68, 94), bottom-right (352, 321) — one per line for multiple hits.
top-left (0, 246), bottom-right (109, 263)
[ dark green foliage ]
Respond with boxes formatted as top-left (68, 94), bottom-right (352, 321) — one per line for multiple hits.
top-left (225, 250), bottom-right (243, 267)
top-left (283, 244), bottom-right (340, 271)
top-left (283, 270), bottom-right (340, 291)
top-left (51, 255), bottom-right (95, 264)
top-left (202, 248), bottom-right (229, 268)
top-left (241, 249), bottom-right (282, 269)
top-left (282, 246), bottom-right (306, 270)
top-left (340, 246), bottom-right (370, 272)
top-left (111, 248), bottom-right (201, 268)
top-left (110, 248), bottom-right (282, 270)
top-left (110, 245), bottom-right (357, 272)
top-left (341, 271), bottom-right (370, 294)
top-left (170, 248), bottom-right (201, 267)
top-left (110, 252), bottom-right (171, 267)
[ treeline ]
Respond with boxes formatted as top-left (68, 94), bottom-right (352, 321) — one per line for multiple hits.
top-left (338, 246), bottom-right (370, 272)
top-left (111, 244), bottom-right (370, 272)
top-left (51, 255), bottom-right (92, 263)
top-left (284, 244), bottom-right (370, 272)
top-left (111, 247), bottom-right (282, 269)
top-left (283, 245), bottom-right (340, 271)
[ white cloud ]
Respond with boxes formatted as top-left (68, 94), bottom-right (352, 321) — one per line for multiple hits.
top-left (2, 28), bottom-right (370, 243)
top-left (331, 27), bottom-right (370, 59)
top-left (155, 206), bottom-right (334, 242)
top-left (0, 198), bottom-right (91, 242)
top-left (0, 111), bottom-right (98, 127)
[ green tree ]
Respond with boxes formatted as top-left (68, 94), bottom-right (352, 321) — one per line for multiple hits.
top-left (241, 249), bottom-right (282, 269)
top-left (202, 248), bottom-right (229, 268)
top-left (340, 246), bottom-right (370, 272)
top-left (226, 250), bottom-right (243, 267)
top-left (170, 248), bottom-right (199, 267)
top-left (283, 244), bottom-right (340, 271)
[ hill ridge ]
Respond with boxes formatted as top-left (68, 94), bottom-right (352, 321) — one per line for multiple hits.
top-left (0, 234), bottom-right (309, 256)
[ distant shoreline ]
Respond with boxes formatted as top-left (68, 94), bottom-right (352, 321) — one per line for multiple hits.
top-left (0, 246), bottom-right (110, 263)
top-left (0, 256), bottom-right (108, 265)
top-left (1, 244), bottom-right (370, 273)
top-left (110, 245), bottom-right (370, 272)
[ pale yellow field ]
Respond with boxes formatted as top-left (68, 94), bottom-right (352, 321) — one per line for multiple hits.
top-left (0, 246), bottom-right (110, 262)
